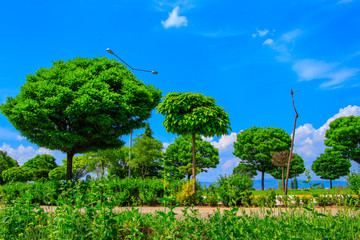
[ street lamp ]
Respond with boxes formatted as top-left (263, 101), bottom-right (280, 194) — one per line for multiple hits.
top-left (106, 48), bottom-right (158, 178)
top-left (106, 48), bottom-right (158, 74)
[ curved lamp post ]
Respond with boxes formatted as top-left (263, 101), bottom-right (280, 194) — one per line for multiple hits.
top-left (106, 48), bottom-right (158, 178)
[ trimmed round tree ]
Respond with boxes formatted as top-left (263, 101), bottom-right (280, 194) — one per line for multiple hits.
top-left (325, 116), bottom-right (360, 164)
top-left (164, 135), bottom-right (219, 180)
top-left (312, 148), bottom-right (351, 188)
top-left (22, 154), bottom-right (58, 181)
top-left (232, 162), bottom-right (258, 178)
top-left (269, 152), bottom-right (305, 191)
top-left (233, 126), bottom-right (291, 190)
top-left (157, 92), bottom-right (231, 192)
top-left (0, 57), bottom-right (161, 181)
top-left (0, 150), bottom-right (19, 184)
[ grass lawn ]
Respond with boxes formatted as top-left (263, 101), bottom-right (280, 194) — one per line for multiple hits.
top-left (251, 187), bottom-right (352, 196)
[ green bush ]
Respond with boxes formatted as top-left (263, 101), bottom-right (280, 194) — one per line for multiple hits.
top-left (2, 167), bottom-right (32, 183)
top-left (216, 174), bottom-right (253, 207)
top-left (347, 170), bottom-right (360, 196)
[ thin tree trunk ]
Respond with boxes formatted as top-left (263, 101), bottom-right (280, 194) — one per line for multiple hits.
top-left (285, 89), bottom-right (299, 196)
top-left (330, 179), bottom-right (332, 189)
top-left (282, 167), bottom-right (285, 191)
top-left (261, 171), bottom-right (265, 190)
top-left (192, 133), bottom-right (196, 193)
top-left (66, 152), bottom-right (75, 181)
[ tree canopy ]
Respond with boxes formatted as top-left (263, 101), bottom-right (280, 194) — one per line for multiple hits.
top-left (129, 135), bottom-right (163, 180)
top-left (233, 126), bottom-right (291, 190)
top-left (232, 162), bottom-right (258, 178)
top-left (164, 135), bottom-right (219, 179)
top-left (0, 57), bottom-right (161, 181)
top-left (0, 150), bottom-right (18, 184)
top-left (22, 154), bottom-right (58, 181)
top-left (325, 116), bottom-right (360, 164)
top-left (312, 148), bottom-right (351, 188)
top-left (157, 92), bottom-right (231, 192)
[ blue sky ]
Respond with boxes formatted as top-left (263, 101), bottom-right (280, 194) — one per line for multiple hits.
top-left (0, 0), bottom-right (359, 184)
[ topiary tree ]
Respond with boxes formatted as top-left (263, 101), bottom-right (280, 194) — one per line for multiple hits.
top-left (232, 162), bottom-right (258, 178)
top-left (269, 151), bottom-right (305, 191)
top-left (22, 154), bottom-right (58, 181)
top-left (312, 148), bottom-right (351, 188)
top-left (2, 167), bottom-right (32, 183)
top-left (0, 57), bottom-right (161, 181)
top-left (0, 150), bottom-right (19, 184)
top-left (157, 92), bottom-right (231, 192)
top-left (325, 116), bottom-right (360, 164)
top-left (233, 126), bottom-right (291, 190)
top-left (164, 135), bottom-right (219, 180)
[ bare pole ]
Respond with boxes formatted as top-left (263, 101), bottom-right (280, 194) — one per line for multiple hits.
top-left (284, 89), bottom-right (299, 195)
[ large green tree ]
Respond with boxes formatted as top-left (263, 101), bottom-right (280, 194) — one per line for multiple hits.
top-left (312, 148), bottom-right (351, 188)
top-left (22, 154), bottom-right (58, 181)
top-left (233, 127), bottom-right (291, 190)
top-left (0, 57), bottom-right (161, 181)
top-left (269, 152), bottom-right (305, 191)
top-left (157, 92), bottom-right (231, 192)
top-left (164, 135), bottom-right (219, 179)
top-left (0, 150), bottom-right (18, 184)
top-left (129, 135), bottom-right (163, 179)
top-left (325, 116), bottom-right (360, 164)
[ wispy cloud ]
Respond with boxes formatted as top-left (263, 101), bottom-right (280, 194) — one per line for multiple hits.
top-left (292, 59), bottom-right (359, 88)
top-left (252, 29), bottom-right (272, 38)
top-left (261, 29), bottom-right (359, 88)
top-left (161, 6), bottom-right (188, 29)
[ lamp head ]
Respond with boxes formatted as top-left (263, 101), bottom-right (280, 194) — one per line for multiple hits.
top-left (106, 48), bottom-right (114, 55)
top-left (151, 71), bottom-right (158, 75)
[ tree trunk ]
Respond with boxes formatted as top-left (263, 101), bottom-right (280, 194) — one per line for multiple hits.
top-left (187, 174), bottom-right (190, 180)
top-left (282, 167), bottom-right (285, 191)
top-left (66, 152), bottom-right (75, 182)
top-left (192, 133), bottom-right (196, 193)
top-left (261, 171), bottom-right (265, 190)
top-left (330, 179), bottom-right (332, 189)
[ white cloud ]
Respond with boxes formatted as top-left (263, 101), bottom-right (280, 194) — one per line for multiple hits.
top-left (162, 142), bottom-right (170, 152)
top-left (0, 143), bottom-right (66, 166)
top-left (294, 105), bottom-right (360, 168)
top-left (292, 59), bottom-right (359, 88)
top-left (204, 132), bottom-right (238, 154)
top-left (201, 136), bottom-right (214, 142)
top-left (161, 6), bottom-right (188, 29)
top-left (263, 39), bottom-right (274, 45)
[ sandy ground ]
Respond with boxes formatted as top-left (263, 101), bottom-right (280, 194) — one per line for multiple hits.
top-left (37, 205), bottom-right (360, 219)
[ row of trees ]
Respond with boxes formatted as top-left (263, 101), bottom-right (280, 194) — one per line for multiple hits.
top-left (0, 56), bottom-right (358, 191)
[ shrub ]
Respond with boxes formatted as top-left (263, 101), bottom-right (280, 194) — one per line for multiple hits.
top-left (2, 167), bottom-right (32, 183)
top-left (347, 170), bottom-right (360, 196)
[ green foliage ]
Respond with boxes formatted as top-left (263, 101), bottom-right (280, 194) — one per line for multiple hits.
top-left (270, 153), bottom-right (305, 180)
top-left (176, 179), bottom-right (195, 205)
top-left (325, 116), bottom-right (360, 164)
top-left (294, 177), bottom-right (298, 190)
top-left (22, 154), bottom-right (58, 181)
top-left (347, 169), bottom-right (360, 196)
top-left (2, 167), bottom-right (32, 183)
top-left (216, 174), bottom-right (254, 206)
top-left (233, 126), bottom-right (291, 190)
top-left (1, 195), bottom-right (360, 240)
top-left (0, 150), bottom-right (18, 184)
top-left (49, 156), bottom-right (90, 181)
top-left (232, 162), bottom-right (258, 178)
top-left (0, 56), bottom-right (161, 180)
top-left (157, 92), bottom-right (231, 137)
top-left (129, 135), bottom-right (163, 179)
top-left (164, 135), bottom-right (219, 179)
top-left (312, 148), bottom-right (351, 188)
